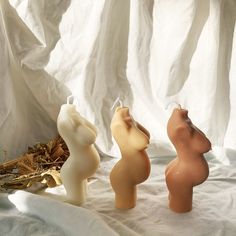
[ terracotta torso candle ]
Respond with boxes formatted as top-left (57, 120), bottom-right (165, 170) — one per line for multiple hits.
top-left (110, 106), bottom-right (151, 209)
top-left (57, 104), bottom-right (100, 205)
top-left (165, 108), bottom-right (211, 213)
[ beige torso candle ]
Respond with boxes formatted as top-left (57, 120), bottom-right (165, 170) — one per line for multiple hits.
top-left (110, 107), bottom-right (151, 209)
top-left (57, 104), bottom-right (100, 206)
top-left (165, 108), bottom-right (211, 213)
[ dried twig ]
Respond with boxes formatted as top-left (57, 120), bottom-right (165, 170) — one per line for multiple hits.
top-left (0, 135), bottom-right (69, 191)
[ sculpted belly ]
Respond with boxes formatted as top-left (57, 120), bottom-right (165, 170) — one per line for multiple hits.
top-left (190, 160), bottom-right (209, 185)
top-left (110, 161), bottom-right (132, 189)
top-left (166, 160), bottom-right (209, 191)
top-left (128, 153), bottom-right (150, 184)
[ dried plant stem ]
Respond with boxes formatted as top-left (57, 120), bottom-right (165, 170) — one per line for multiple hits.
top-left (0, 135), bottom-right (69, 191)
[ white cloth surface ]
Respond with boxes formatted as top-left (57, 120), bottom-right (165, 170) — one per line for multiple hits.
top-left (0, 0), bottom-right (236, 159)
top-left (0, 193), bottom-right (66, 236)
top-left (7, 191), bottom-right (118, 236)
top-left (1, 150), bottom-right (236, 236)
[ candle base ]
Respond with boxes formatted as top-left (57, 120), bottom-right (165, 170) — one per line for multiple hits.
top-left (114, 187), bottom-right (137, 209)
top-left (65, 179), bottom-right (87, 206)
top-left (168, 191), bottom-right (192, 213)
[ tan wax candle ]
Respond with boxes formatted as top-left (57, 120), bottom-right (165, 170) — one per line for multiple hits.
top-left (110, 106), bottom-right (151, 209)
top-left (165, 108), bottom-right (211, 213)
top-left (57, 103), bottom-right (100, 205)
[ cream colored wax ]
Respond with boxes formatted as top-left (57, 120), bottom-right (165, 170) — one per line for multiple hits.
top-left (165, 108), bottom-right (211, 213)
top-left (57, 101), bottom-right (100, 205)
top-left (110, 106), bottom-right (151, 209)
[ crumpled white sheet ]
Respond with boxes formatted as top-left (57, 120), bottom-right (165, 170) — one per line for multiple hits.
top-left (0, 193), bottom-right (66, 236)
top-left (2, 150), bottom-right (236, 236)
top-left (0, 0), bottom-right (71, 158)
top-left (7, 191), bottom-right (118, 236)
top-left (1, 0), bottom-right (236, 159)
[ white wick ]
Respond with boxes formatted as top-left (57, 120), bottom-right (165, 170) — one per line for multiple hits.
top-left (66, 95), bottom-right (80, 106)
top-left (67, 95), bottom-right (75, 105)
top-left (111, 96), bottom-right (123, 110)
top-left (165, 101), bottom-right (181, 110)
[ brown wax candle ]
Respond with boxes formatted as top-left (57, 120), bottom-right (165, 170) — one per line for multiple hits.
top-left (165, 108), bottom-right (211, 213)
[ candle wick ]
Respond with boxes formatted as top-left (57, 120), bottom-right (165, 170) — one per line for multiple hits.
top-left (66, 95), bottom-right (79, 109)
top-left (67, 95), bottom-right (74, 105)
top-left (111, 96), bottom-right (123, 110)
top-left (165, 101), bottom-right (181, 110)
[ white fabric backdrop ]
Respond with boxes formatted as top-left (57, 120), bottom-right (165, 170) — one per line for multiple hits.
top-left (0, 0), bottom-right (236, 159)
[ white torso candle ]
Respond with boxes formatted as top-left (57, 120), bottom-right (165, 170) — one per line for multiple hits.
top-left (57, 96), bottom-right (100, 205)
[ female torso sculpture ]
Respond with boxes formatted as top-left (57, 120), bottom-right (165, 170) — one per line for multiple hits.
top-left (110, 106), bottom-right (151, 209)
top-left (57, 104), bottom-right (100, 205)
top-left (165, 108), bottom-right (211, 213)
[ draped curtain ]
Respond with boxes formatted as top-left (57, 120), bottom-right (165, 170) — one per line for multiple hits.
top-left (0, 0), bottom-right (235, 159)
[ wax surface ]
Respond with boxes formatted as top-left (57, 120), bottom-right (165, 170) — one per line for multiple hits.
top-left (110, 106), bottom-right (151, 209)
top-left (165, 108), bottom-right (211, 213)
top-left (57, 104), bottom-right (100, 205)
